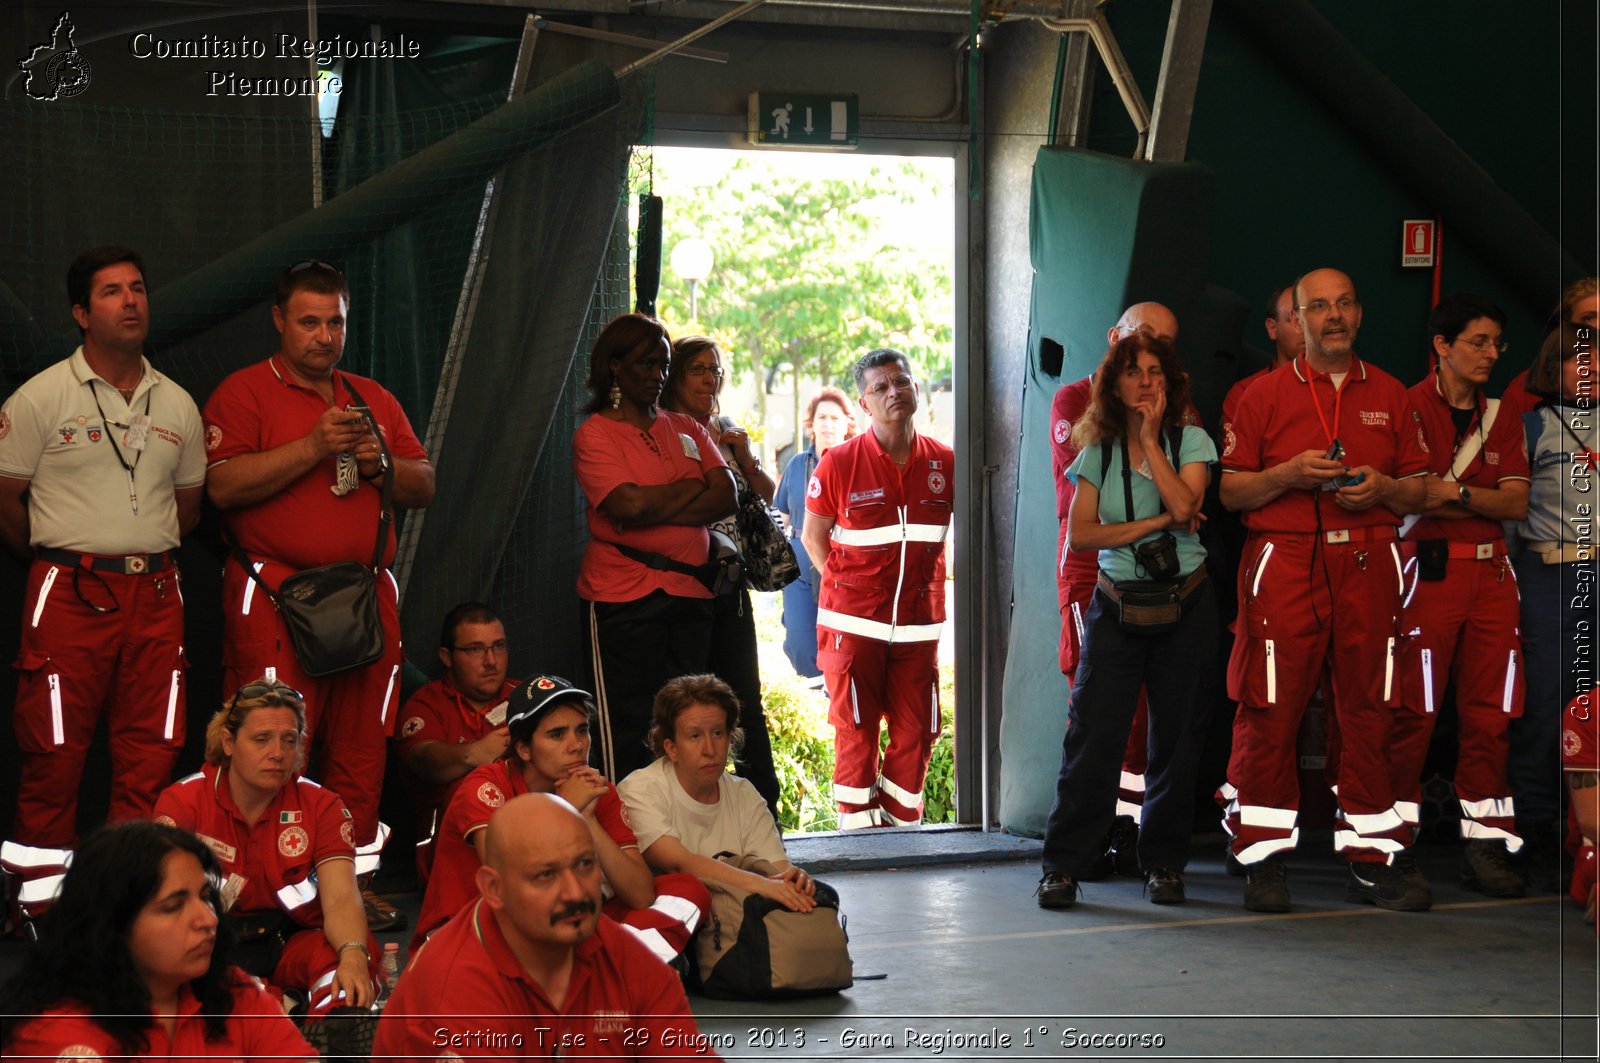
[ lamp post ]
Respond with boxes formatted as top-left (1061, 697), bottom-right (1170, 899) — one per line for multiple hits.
top-left (670, 237), bottom-right (714, 321)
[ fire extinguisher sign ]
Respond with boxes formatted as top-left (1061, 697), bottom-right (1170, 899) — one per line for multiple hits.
top-left (1402, 219), bottom-right (1436, 267)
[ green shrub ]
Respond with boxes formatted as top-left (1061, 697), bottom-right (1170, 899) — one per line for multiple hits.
top-left (761, 660), bottom-right (957, 832)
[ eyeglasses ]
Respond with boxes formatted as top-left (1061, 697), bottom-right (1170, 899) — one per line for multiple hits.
top-left (1455, 335), bottom-right (1509, 354)
top-left (866, 375), bottom-right (914, 397)
top-left (685, 364), bottom-right (725, 379)
top-left (452, 640), bottom-right (508, 658)
top-left (1298, 297), bottom-right (1357, 317)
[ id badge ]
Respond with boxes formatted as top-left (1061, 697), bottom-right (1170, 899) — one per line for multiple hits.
top-left (678, 432), bottom-right (701, 460)
top-left (220, 872), bottom-right (248, 913)
top-left (485, 700), bottom-right (508, 727)
top-left (123, 413), bottom-right (151, 451)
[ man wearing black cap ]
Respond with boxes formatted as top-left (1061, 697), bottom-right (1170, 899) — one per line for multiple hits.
top-left (410, 673), bottom-right (709, 966)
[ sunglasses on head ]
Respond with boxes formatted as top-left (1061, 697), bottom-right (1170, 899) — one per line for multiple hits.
top-left (232, 680), bottom-right (304, 704)
top-left (287, 259), bottom-right (342, 277)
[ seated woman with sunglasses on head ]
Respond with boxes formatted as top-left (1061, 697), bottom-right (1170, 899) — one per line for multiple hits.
top-left (153, 678), bottom-right (380, 1016)
top-left (1, 820), bottom-right (314, 1061)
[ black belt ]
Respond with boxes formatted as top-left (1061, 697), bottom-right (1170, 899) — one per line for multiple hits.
top-left (37, 547), bottom-right (176, 575)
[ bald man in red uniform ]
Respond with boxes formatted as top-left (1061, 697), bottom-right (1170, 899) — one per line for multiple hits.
top-left (1221, 268), bottom-right (1428, 913)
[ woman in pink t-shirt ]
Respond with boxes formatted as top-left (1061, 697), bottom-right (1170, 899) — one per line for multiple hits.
top-left (573, 314), bottom-right (737, 784)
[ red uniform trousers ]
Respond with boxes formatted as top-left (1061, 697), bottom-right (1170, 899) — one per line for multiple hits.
top-left (271, 925), bottom-right (382, 1014)
top-left (602, 873), bottom-right (713, 963)
top-left (1227, 530), bottom-right (1411, 864)
top-left (1059, 542), bottom-right (1148, 822)
top-left (1391, 544), bottom-right (1523, 849)
top-left (221, 556), bottom-right (401, 847)
top-left (819, 629), bottom-right (940, 827)
top-left (8, 556), bottom-right (185, 879)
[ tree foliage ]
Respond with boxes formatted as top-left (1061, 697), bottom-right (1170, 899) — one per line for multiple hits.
top-left (640, 155), bottom-right (954, 396)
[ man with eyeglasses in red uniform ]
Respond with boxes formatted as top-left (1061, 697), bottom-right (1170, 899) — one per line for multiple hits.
top-left (1221, 268), bottom-right (1429, 913)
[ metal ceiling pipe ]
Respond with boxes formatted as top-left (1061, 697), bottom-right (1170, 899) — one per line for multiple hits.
top-left (1222, 0), bottom-right (1584, 313)
top-left (1041, 13), bottom-right (1150, 159)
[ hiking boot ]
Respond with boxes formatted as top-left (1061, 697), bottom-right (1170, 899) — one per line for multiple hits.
top-left (1242, 855), bottom-right (1291, 912)
top-left (1108, 815), bottom-right (1140, 877)
top-left (1347, 861), bottom-right (1432, 911)
top-left (1035, 872), bottom-right (1080, 910)
top-left (362, 888), bottom-right (407, 932)
top-left (1143, 868), bottom-right (1185, 905)
top-left (1390, 849), bottom-right (1433, 897)
top-left (1460, 840), bottom-right (1526, 898)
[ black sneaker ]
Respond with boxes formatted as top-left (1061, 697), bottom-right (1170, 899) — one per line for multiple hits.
top-left (1460, 840), bottom-right (1526, 898)
top-left (1035, 872), bottom-right (1080, 910)
top-left (1143, 868), bottom-right (1185, 905)
top-left (1108, 815), bottom-right (1140, 877)
top-left (1347, 861), bottom-right (1432, 911)
top-left (302, 1006), bottom-right (381, 1063)
top-left (1242, 855), bottom-right (1291, 912)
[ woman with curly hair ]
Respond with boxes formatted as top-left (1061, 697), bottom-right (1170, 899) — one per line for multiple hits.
top-left (0, 820), bottom-right (312, 1060)
top-left (573, 314), bottom-right (736, 784)
top-left (1034, 332), bottom-right (1217, 911)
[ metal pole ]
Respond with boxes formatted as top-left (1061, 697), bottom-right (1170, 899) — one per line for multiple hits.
top-left (615, 0), bottom-right (771, 79)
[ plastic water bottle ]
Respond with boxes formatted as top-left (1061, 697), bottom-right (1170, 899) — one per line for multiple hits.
top-left (374, 942), bottom-right (401, 1009)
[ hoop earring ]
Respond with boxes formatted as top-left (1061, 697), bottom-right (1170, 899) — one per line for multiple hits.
top-left (609, 379), bottom-right (622, 409)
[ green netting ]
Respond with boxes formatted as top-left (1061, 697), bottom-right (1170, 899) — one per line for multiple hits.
top-left (0, 27), bottom-right (651, 848)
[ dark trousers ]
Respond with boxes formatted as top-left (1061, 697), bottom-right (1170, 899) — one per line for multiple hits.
top-left (709, 588), bottom-right (781, 815)
top-left (586, 591), bottom-right (715, 782)
top-left (1511, 553), bottom-right (1587, 826)
top-left (1041, 579), bottom-right (1216, 876)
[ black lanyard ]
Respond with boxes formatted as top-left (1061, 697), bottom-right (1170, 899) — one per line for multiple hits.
top-left (87, 380), bottom-right (152, 516)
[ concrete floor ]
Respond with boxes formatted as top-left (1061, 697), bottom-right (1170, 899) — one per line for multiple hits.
top-left (4, 834), bottom-right (1595, 1061)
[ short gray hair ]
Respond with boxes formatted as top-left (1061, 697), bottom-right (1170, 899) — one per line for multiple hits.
top-left (852, 347), bottom-right (912, 393)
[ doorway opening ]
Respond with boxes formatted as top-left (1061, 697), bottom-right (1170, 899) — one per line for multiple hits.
top-left (632, 144), bottom-right (958, 832)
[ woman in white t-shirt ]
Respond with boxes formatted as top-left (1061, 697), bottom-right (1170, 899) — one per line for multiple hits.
top-left (618, 674), bottom-right (816, 913)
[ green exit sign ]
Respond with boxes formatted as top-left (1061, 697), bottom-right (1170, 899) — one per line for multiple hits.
top-left (747, 92), bottom-right (859, 149)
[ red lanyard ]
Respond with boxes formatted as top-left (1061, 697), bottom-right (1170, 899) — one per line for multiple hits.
top-left (1301, 355), bottom-right (1353, 449)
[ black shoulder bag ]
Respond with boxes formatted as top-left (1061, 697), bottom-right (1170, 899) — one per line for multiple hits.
top-left (1095, 427), bottom-right (1207, 634)
top-left (231, 378), bottom-right (393, 677)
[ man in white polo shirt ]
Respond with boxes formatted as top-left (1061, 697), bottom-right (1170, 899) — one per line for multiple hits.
top-left (0, 246), bottom-right (205, 921)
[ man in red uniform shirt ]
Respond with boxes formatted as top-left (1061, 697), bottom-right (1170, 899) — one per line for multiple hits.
top-left (1391, 294), bottom-right (1529, 897)
top-left (395, 602), bottom-right (516, 886)
top-left (202, 259), bottom-right (435, 929)
top-left (0, 247), bottom-right (206, 924)
top-left (802, 348), bottom-right (954, 828)
top-left (1221, 268), bottom-right (1429, 912)
top-left (1050, 302), bottom-right (1179, 871)
top-left (375, 793), bottom-right (720, 1061)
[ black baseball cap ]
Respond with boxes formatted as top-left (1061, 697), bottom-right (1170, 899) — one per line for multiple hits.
top-left (506, 674), bottom-right (594, 741)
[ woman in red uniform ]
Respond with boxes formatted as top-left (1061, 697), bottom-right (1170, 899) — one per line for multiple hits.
top-left (154, 679), bottom-right (379, 1016)
top-left (1, 820), bottom-right (314, 1061)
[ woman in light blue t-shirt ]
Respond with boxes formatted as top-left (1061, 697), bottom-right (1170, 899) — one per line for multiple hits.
top-left (1036, 332), bottom-right (1217, 910)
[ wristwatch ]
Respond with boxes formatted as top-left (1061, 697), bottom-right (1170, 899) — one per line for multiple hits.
top-left (1457, 484), bottom-right (1472, 505)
